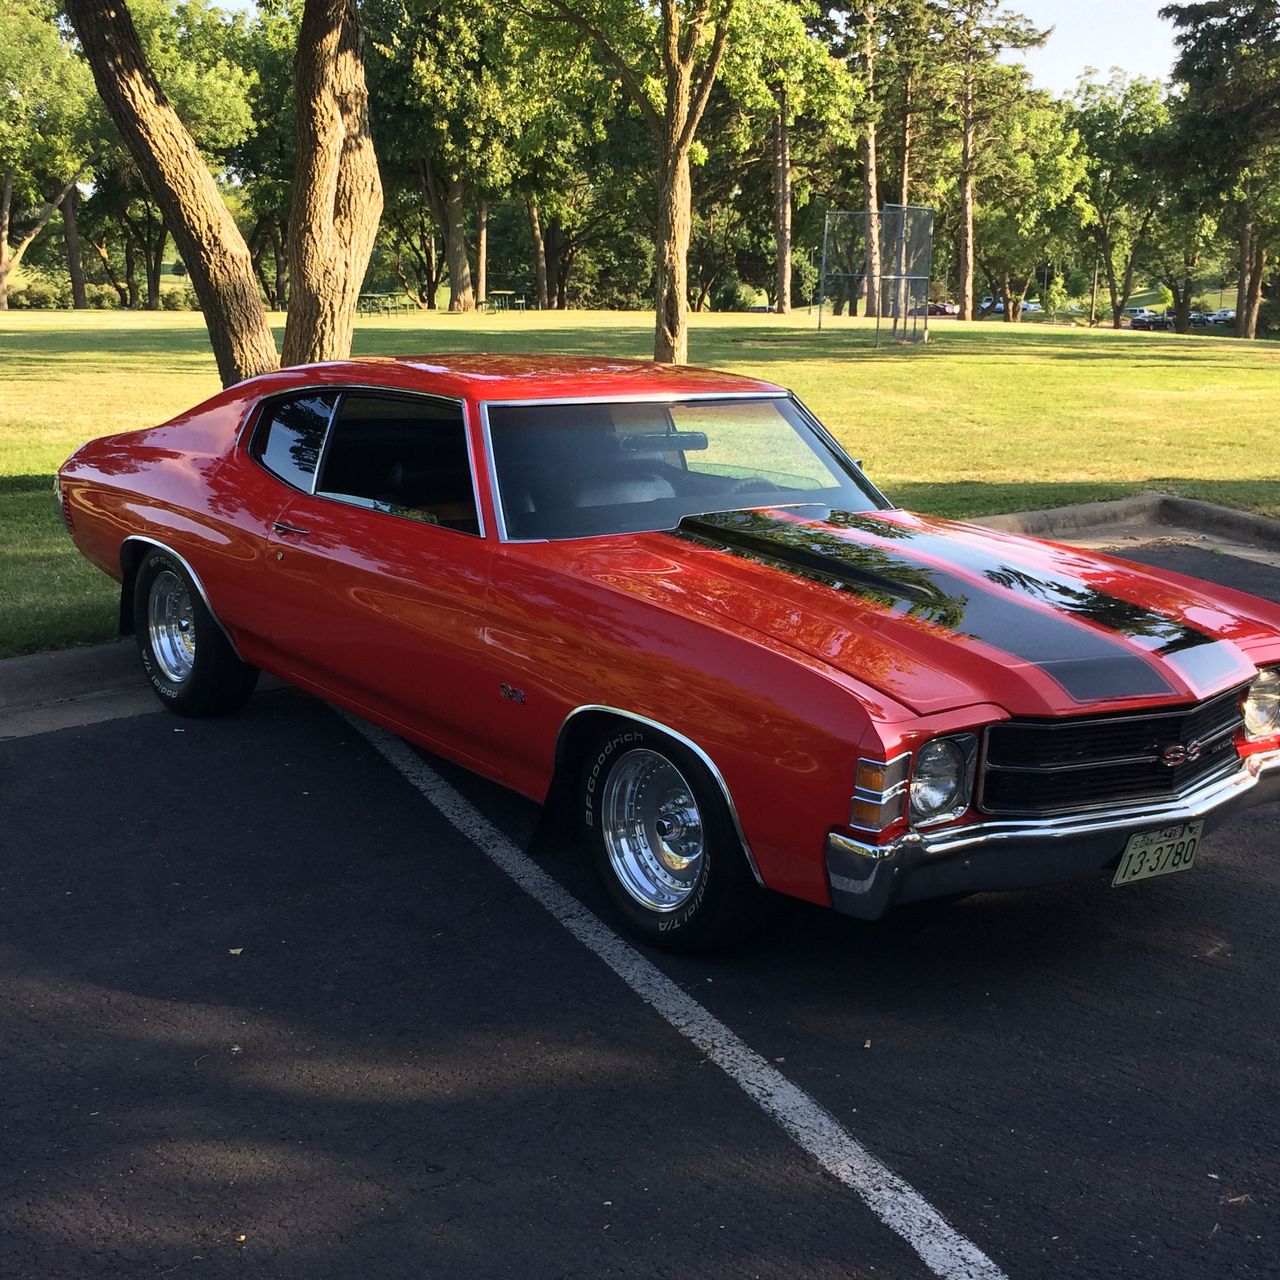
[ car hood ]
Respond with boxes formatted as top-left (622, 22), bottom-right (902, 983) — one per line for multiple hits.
top-left (598, 506), bottom-right (1280, 719)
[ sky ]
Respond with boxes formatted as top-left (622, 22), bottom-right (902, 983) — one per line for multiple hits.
top-left (1005, 0), bottom-right (1179, 95)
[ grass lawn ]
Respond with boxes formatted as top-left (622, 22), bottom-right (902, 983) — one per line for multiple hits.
top-left (2, 307), bottom-right (1279, 658)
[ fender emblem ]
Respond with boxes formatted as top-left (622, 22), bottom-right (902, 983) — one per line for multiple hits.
top-left (1161, 741), bottom-right (1201, 767)
top-left (499, 683), bottom-right (526, 704)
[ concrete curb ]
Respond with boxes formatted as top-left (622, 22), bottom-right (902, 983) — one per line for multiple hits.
top-left (973, 491), bottom-right (1280, 549)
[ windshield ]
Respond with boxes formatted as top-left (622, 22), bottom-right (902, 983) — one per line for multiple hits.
top-left (485, 397), bottom-right (883, 540)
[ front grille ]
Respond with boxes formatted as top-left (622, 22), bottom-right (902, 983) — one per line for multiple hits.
top-left (980, 685), bottom-right (1247, 817)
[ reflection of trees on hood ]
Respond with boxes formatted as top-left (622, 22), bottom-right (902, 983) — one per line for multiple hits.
top-left (825, 509), bottom-right (918, 540)
top-left (982, 564), bottom-right (1199, 648)
top-left (691, 509), bottom-right (968, 631)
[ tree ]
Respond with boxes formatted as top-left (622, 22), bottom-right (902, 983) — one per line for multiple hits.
top-left (0, 0), bottom-right (97, 309)
top-left (972, 90), bottom-right (1084, 320)
top-left (282, 0), bottom-right (383, 366)
top-left (534, 0), bottom-right (734, 362)
top-left (67, 0), bottom-right (278, 380)
top-left (931, 0), bottom-right (1045, 319)
top-left (718, 0), bottom-right (855, 314)
top-left (366, 0), bottom-right (541, 312)
top-left (1162, 1), bottom-right (1280, 337)
top-left (67, 0), bottom-right (383, 385)
top-left (1071, 73), bottom-right (1170, 328)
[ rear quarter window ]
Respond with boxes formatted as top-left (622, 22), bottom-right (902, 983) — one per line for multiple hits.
top-left (252, 393), bottom-right (338, 490)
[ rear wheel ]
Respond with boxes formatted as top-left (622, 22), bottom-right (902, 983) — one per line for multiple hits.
top-left (580, 723), bottom-right (769, 951)
top-left (133, 549), bottom-right (257, 717)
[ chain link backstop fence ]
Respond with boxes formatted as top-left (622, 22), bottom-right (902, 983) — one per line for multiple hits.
top-left (817, 205), bottom-right (935, 345)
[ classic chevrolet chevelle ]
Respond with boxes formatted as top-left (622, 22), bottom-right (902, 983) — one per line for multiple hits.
top-left (58, 355), bottom-right (1280, 948)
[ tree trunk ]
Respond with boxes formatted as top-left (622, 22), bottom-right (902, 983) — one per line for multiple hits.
top-left (773, 84), bottom-right (791, 314)
top-left (125, 236), bottom-right (138, 308)
top-left (248, 219), bottom-right (274, 307)
top-left (64, 186), bottom-right (87, 309)
top-left (862, 20), bottom-right (880, 318)
top-left (956, 67), bottom-right (975, 320)
top-left (544, 216), bottom-right (565, 310)
top-left (423, 227), bottom-right (440, 308)
top-left (282, 0), bottom-right (383, 366)
top-left (66, 0), bottom-right (276, 384)
top-left (1088, 255), bottom-right (1099, 326)
top-left (1245, 240), bottom-right (1266, 339)
top-left (439, 178), bottom-right (473, 312)
top-left (1173, 278), bottom-right (1192, 333)
top-left (0, 170), bottom-right (11, 311)
top-left (92, 238), bottom-right (130, 305)
top-left (654, 146), bottom-right (692, 363)
top-left (272, 223), bottom-right (288, 309)
top-left (145, 224), bottom-right (166, 309)
top-left (528, 200), bottom-right (548, 310)
top-left (476, 200), bottom-right (487, 306)
top-left (558, 254), bottom-right (572, 309)
top-left (1234, 211), bottom-right (1252, 338)
top-left (899, 65), bottom-right (914, 207)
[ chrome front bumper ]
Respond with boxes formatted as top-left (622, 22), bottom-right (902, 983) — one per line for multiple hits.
top-left (825, 753), bottom-right (1280, 921)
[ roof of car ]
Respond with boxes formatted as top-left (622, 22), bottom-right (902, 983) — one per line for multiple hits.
top-left (270, 354), bottom-right (786, 403)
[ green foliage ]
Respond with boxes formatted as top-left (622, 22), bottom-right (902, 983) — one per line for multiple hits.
top-left (8, 278), bottom-right (71, 308)
top-left (160, 284), bottom-right (200, 309)
top-left (0, 0), bottom-right (97, 197)
top-left (126, 0), bottom-right (258, 157)
top-left (85, 283), bottom-right (120, 309)
top-left (974, 92), bottom-right (1086, 303)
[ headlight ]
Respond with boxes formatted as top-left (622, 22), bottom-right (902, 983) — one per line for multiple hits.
top-left (910, 736), bottom-right (976, 825)
top-left (1243, 669), bottom-right (1280, 739)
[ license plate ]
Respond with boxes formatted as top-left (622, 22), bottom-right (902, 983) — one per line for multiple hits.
top-left (1112, 821), bottom-right (1203, 887)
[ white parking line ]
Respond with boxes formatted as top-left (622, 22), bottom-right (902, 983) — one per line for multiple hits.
top-left (344, 713), bottom-right (1009, 1280)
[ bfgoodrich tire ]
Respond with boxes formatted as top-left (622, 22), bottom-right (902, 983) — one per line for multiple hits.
top-left (132, 548), bottom-right (258, 717)
top-left (580, 723), bottom-right (769, 952)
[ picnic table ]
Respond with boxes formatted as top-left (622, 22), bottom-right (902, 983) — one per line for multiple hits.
top-left (357, 292), bottom-right (414, 316)
top-left (484, 289), bottom-right (526, 313)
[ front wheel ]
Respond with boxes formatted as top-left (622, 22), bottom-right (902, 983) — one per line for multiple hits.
top-left (580, 724), bottom-right (769, 952)
top-left (133, 549), bottom-right (258, 717)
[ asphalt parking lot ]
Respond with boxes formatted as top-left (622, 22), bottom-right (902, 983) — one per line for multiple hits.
top-left (3, 542), bottom-right (1279, 1280)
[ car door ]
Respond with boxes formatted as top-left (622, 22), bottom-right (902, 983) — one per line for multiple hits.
top-left (257, 389), bottom-right (496, 771)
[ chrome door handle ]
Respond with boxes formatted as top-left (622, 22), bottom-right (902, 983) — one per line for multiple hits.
top-left (272, 520), bottom-right (311, 536)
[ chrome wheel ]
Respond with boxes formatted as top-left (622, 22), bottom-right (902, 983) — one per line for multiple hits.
top-left (601, 748), bottom-right (705, 912)
top-left (147, 568), bottom-right (196, 683)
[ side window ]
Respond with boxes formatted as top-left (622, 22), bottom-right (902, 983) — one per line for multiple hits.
top-left (253, 393), bottom-right (337, 490)
top-left (316, 393), bottom-right (480, 535)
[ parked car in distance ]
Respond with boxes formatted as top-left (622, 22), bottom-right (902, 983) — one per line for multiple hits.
top-left (57, 355), bottom-right (1280, 950)
top-left (1131, 312), bottom-right (1175, 331)
top-left (1211, 308), bottom-right (1237, 325)
top-left (908, 302), bottom-right (959, 317)
top-left (1020, 300), bottom-right (1043, 313)
top-left (1124, 307), bottom-right (1156, 324)
top-left (1190, 312), bottom-right (1212, 327)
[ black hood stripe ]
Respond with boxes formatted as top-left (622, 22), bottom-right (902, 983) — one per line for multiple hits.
top-left (675, 510), bottom-right (1198, 702)
top-left (820, 510), bottom-right (1250, 692)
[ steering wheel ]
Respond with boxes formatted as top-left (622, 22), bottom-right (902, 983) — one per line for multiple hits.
top-left (725, 477), bottom-right (780, 495)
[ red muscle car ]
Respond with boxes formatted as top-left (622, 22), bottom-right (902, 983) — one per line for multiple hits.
top-left (58, 355), bottom-right (1280, 949)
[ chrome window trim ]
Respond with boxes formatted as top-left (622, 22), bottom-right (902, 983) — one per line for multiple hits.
top-left (556, 704), bottom-right (765, 887)
top-left (786, 393), bottom-right (895, 510)
top-left (244, 385), bottom-right (486, 540)
top-left (121, 535), bottom-right (244, 660)
top-left (479, 391), bottom-right (882, 545)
